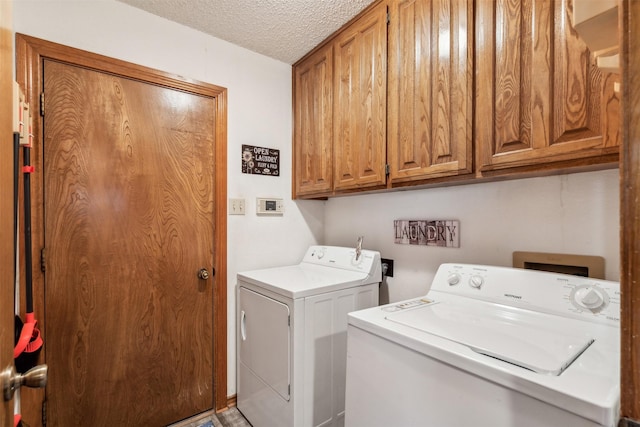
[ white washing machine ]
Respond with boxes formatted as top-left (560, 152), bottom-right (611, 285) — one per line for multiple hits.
top-left (237, 245), bottom-right (382, 427)
top-left (345, 263), bottom-right (620, 427)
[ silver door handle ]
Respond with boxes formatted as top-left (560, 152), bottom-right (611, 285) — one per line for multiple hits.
top-left (241, 310), bottom-right (247, 341)
top-left (2, 364), bottom-right (48, 401)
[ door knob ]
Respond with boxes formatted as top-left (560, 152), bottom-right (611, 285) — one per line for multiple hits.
top-left (2, 364), bottom-right (48, 401)
top-left (198, 268), bottom-right (210, 280)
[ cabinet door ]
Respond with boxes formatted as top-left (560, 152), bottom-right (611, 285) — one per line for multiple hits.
top-left (388, 0), bottom-right (473, 183)
top-left (476, 0), bottom-right (620, 174)
top-left (238, 287), bottom-right (290, 401)
top-left (334, 2), bottom-right (388, 191)
top-left (293, 44), bottom-right (333, 197)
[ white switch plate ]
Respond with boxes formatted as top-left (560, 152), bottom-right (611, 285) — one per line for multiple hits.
top-left (229, 198), bottom-right (245, 215)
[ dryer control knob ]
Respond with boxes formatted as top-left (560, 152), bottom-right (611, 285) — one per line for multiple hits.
top-left (469, 275), bottom-right (484, 289)
top-left (447, 274), bottom-right (461, 286)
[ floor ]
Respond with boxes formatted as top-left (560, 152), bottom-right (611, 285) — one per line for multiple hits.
top-left (177, 407), bottom-right (252, 427)
top-left (212, 408), bottom-right (252, 427)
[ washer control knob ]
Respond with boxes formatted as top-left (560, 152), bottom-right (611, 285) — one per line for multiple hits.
top-left (576, 287), bottom-right (605, 310)
top-left (316, 249), bottom-right (325, 259)
top-left (469, 275), bottom-right (484, 289)
top-left (447, 273), bottom-right (461, 286)
top-left (570, 285), bottom-right (610, 312)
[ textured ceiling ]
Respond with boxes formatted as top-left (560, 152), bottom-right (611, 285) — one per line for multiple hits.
top-left (116, 0), bottom-right (376, 64)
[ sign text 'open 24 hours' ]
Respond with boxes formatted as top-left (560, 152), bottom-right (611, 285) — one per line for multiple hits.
top-left (242, 145), bottom-right (280, 176)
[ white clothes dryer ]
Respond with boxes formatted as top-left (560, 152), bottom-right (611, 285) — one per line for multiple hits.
top-left (237, 245), bottom-right (382, 427)
top-left (345, 263), bottom-right (620, 427)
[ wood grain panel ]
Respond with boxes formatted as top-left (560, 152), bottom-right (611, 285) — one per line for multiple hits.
top-left (530, 0), bottom-right (552, 151)
top-left (335, 34), bottom-right (358, 185)
top-left (0, 2), bottom-right (13, 426)
top-left (494, 0), bottom-right (528, 151)
top-left (388, 0), bottom-right (472, 183)
top-left (433, 0), bottom-right (452, 161)
top-left (43, 60), bottom-right (215, 426)
top-left (553, 0), bottom-right (596, 143)
top-left (621, 0), bottom-right (640, 420)
top-left (293, 44), bottom-right (333, 197)
top-left (397, 0), bottom-right (428, 172)
top-left (334, 1), bottom-right (387, 190)
top-left (476, 0), bottom-right (620, 174)
top-left (602, 72), bottom-right (620, 148)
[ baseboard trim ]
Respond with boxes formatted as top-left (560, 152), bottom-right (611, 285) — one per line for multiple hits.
top-left (221, 394), bottom-right (237, 411)
top-left (167, 395), bottom-right (238, 424)
top-left (620, 417), bottom-right (640, 427)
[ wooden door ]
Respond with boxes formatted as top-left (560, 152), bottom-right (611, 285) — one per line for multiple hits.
top-left (293, 44), bottom-right (334, 198)
top-left (475, 0), bottom-right (620, 175)
top-left (387, 0), bottom-right (473, 184)
top-left (333, 1), bottom-right (388, 191)
top-left (1, 2), bottom-right (14, 426)
top-left (42, 59), bottom-right (215, 426)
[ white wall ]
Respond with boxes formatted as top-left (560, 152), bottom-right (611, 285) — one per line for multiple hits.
top-left (13, 0), bottom-right (323, 396)
top-left (325, 169), bottom-right (620, 302)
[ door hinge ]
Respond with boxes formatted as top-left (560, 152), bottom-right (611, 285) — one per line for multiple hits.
top-left (387, 10), bottom-right (390, 25)
top-left (40, 248), bottom-right (46, 273)
top-left (288, 314), bottom-right (290, 326)
top-left (288, 384), bottom-right (291, 396)
top-left (385, 164), bottom-right (390, 176)
top-left (40, 92), bottom-right (45, 116)
top-left (42, 399), bottom-right (47, 427)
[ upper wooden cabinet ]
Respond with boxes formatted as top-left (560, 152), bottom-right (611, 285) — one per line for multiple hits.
top-left (387, 0), bottom-right (473, 183)
top-left (293, 44), bottom-right (333, 197)
top-left (293, 1), bottom-right (387, 198)
top-left (333, 2), bottom-right (388, 191)
top-left (292, 0), bottom-right (620, 199)
top-left (475, 0), bottom-right (620, 175)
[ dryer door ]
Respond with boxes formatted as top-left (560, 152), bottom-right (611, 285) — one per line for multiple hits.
top-left (238, 286), bottom-right (291, 400)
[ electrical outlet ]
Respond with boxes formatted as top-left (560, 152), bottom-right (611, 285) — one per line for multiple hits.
top-left (381, 258), bottom-right (394, 277)
top-left (229, 198), bottom-right (245, 215)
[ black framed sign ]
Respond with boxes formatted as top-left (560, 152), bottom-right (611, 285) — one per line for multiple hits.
top-left (242, 144), bottom-right (280, 176)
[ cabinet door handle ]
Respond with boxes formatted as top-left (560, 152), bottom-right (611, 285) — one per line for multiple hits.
top-left (240, 310), bottom-right (247, 341)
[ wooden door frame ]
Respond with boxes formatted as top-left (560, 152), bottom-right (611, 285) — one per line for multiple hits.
top-left (14, 33), bottom-right (228, 414)
top-left (620, 0), bottom-right (640, 422)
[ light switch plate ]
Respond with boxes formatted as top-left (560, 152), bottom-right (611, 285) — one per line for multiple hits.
top-left (229, 198), bottom-right (245, 215)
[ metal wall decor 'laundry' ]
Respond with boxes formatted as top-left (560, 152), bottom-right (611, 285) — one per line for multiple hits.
top-left (394, 220), bottom-right (460, 248)
top-left (242, 144), bottom-right (280, 176)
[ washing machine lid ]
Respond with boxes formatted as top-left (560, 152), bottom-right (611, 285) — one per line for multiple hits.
top-left (238, 264), bottom-right (372, 299)
top-left (385, 297), bottom-right (595, 376)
